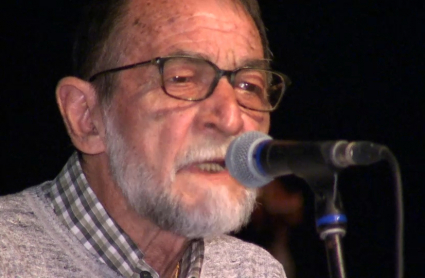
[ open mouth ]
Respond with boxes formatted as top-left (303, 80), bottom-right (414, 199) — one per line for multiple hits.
top-left (195, 161), bottom-right (226, 173)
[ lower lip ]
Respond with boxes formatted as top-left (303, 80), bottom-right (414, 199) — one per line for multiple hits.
top-left (177, 165), bottom-right (243, 188)
top-left (179, 164), bottom-right (230, 176)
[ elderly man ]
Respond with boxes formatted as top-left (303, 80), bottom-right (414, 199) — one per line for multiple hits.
top-left (0, 0), bottom-right (290, 277)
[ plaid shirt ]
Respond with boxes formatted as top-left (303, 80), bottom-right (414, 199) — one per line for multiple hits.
top-left (43, 153), bottom-right (204, 278)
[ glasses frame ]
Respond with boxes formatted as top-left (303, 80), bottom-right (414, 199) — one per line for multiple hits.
top-left (88, 55), bottom-right (291, 112)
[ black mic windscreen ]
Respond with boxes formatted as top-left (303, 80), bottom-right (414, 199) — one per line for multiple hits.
top-left (225, 131), bottom-right (273, 188)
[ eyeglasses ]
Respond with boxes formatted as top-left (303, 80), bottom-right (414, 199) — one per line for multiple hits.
top-left (89, 55), bottom-right (291, 112)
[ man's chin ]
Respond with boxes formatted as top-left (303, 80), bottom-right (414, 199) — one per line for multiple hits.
top-left (162, 179), bottom-right (257, 238)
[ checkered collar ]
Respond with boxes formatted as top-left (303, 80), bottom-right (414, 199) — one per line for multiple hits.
top-left (44, 152), bottom-right (203, 278)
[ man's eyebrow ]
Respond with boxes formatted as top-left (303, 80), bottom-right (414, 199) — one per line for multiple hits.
top-left (166, 49), bottom-right (271, 69)
top-left (240, 58), bottom-right (270, 69)
top-left (166, 50), bottom-right (210, 60)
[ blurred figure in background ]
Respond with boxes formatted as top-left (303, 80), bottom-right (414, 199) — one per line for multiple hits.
top-left (235, 178), bottom-right (303, 278)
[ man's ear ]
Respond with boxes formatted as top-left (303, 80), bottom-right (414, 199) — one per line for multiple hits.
top-left (56, 77), bottom-right (106, 154)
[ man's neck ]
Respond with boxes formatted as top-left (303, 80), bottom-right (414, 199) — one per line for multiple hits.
top-left (81, 153), bottom-right (189, 278)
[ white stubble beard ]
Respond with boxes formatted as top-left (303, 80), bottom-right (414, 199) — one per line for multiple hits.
top-left (103, 111), bottom-right (257, 238)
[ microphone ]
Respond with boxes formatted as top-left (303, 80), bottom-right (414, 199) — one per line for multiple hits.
top-left (225, 131), bottom-right (386, 188)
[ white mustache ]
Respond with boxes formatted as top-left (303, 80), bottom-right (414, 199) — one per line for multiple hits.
top-left (175, 137), bottom-right (236, 171)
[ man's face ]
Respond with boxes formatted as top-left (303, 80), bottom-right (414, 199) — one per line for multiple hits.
top-left (103, 0), bottom-right (270, 237)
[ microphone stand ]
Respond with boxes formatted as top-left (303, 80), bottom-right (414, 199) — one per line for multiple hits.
top-left (277, 145), bottom-right (349, 278)
top-left (309, 174), bottom-right (348, 278)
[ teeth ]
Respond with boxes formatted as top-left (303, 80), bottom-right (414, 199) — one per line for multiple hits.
top-left (196, 162), bottom-right (225, 172)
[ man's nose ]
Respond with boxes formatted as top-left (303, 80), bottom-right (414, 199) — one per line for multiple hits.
top-left (195, 77), bottom-right (244, 136)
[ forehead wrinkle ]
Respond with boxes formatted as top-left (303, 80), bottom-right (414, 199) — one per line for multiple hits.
top-left (152, 21), bottom-right (260, 51)
top-left (184, 12), bottom-right (243, 30)
top-left (154, 29), bottom-right (256, 52)
top-left (151, 15), bottom-right (254, 41)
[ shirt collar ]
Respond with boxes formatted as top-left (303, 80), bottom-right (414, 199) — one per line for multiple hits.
top-left (44, 152), bottom-right (203, 278)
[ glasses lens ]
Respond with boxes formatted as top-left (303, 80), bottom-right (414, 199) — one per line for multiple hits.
top-left (161, 57), bottom-right (287, 111)
top-left (234, 69), bottom-right (285, 111)
top-left (162, 57), bottom-right (215, 100)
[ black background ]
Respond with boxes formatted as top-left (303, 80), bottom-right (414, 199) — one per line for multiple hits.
top-left (2, 1), bottom-right (424, 277)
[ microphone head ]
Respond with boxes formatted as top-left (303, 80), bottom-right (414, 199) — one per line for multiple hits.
top-left (225, 131), bottom-right (273, 188)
